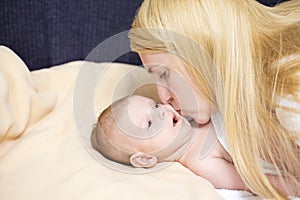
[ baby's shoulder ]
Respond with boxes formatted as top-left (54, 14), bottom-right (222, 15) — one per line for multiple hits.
top-left (209, 141), bottom-right (233, 163)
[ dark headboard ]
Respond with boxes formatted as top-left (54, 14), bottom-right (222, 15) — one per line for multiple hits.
top-left (0, 0), bottom-right (143, 70)
top-left (0, 0), bottom-right (287, 71)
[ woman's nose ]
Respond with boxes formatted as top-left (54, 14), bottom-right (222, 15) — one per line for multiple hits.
top-left (156, 84), bottom-right (173, 104)
top-left (156, 84), bottom-right (181, 111)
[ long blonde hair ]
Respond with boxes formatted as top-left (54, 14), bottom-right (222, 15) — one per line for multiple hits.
top-left (129, 0), bottom-right (300, 199)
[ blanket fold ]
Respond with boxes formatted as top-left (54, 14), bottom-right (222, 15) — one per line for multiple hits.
top-left (0, 46), bottom-right (57, 141)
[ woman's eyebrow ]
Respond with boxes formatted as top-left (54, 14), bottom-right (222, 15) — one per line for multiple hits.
top-left (146, 65), bottom-right (165, 73)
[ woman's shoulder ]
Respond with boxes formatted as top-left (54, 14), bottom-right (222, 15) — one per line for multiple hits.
top-left (211, 112), bottom-right (231, 154)
top-left (275, 54), bottom-right (300, 132)
top-left (276, 94), bottom-right (300, 132)
top-left (275, 94), bottom-right (300, 146)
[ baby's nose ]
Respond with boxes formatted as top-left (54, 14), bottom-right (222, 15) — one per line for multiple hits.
top-left (159, 104), bottom-right (176, 118)
top-left (162, 103), bottom-right (176, 112)
top-left (157, 107), bottom-right (166, 120)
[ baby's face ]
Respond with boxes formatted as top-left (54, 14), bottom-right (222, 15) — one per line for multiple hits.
top-left (112, 95), bottom-right (192, 154)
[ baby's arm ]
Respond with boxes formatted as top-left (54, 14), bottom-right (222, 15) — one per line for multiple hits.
top-left (188, 156), bottom-right (247, 190)
top-left (182, 125), bottom-right (247, 190)
top-left (191, 158), bottom-right (299, 196)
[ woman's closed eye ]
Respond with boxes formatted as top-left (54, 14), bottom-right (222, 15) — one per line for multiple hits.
top-left (160, 70), bottom-right (169, 79)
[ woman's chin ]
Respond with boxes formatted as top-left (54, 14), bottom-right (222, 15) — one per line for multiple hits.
top-left (194, 116), bottom-right (211, 125)
top-left (181, 112), bottom-right (211, 126)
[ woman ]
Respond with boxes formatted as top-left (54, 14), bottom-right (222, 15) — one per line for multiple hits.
top-left (129, 0), bottom-right (300, 199)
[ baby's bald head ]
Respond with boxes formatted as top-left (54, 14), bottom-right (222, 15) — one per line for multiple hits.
top-left (91, 97), bottom-right (134, 166)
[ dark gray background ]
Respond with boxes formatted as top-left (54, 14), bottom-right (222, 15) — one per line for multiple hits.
top-left (0, 0), bottom-right (287, 70)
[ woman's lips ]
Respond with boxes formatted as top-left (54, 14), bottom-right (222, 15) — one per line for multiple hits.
top-left (173, 108), bottom-right (196, 127)
top-left (183, 115), bottom-right (194, 123)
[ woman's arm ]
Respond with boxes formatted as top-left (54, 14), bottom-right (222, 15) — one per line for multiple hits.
top-left (266, 174), bottom-right (300, 197)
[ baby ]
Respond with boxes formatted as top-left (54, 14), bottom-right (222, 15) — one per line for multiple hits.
top-left (91, 95), bottom-right (247, 190)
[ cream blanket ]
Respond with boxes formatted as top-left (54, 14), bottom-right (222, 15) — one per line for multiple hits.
top-left (0, 46), bottom-right (222, 200)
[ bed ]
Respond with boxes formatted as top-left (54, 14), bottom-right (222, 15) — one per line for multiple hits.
top-left (3, 45), bottom-right (299, 200)
top-left (0, 46), bottom-right (225, 200)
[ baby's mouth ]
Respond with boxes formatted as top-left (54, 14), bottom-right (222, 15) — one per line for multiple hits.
top-left (173, 115), bottom-right (179, 127)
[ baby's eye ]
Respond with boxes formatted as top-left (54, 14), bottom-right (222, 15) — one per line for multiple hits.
top-left (160, 70), bottom-right (169, 79)
top-left (154, 103), bottom-right (159, 108)
top-left (148, 120), bottom-right (152, 128)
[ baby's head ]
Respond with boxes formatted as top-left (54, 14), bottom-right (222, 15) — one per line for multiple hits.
top-left (91, 95), bottom-right (193, 168)
top-left (91, 97), bottom-right (133, 166)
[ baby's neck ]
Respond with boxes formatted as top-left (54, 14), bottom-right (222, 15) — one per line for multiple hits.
top-left (177, 122), bottom-right (215, 164)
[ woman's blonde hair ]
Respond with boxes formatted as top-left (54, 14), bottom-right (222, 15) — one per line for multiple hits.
top-left (129, 0), bottom-right (300, 199)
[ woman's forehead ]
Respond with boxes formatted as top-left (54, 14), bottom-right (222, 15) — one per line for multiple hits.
top-left (140, 52), bottom-right (193, 77)
top-left (139, 52), bottom-right (180, 66)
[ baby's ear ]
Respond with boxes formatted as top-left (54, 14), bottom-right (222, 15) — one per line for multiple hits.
top-left (129, 152), bottom-right (158, 168)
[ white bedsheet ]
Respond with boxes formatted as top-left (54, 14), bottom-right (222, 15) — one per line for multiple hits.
top-left (216, 189), bottom-right (300, 200)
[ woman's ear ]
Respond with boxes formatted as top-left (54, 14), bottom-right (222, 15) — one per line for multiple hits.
top-left (129, 152), bottom-right (158, 168)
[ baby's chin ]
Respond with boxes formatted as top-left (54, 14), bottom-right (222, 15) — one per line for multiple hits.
top-left (176, 117), bottom-right (197, 148)
top-left (182, 116), bottom-right (199, 129)
top-left (179, 116), bottom-right (193, 134)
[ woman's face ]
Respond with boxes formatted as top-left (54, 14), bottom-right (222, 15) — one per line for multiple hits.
top-left (139, 52), bottom-right (212, 125)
